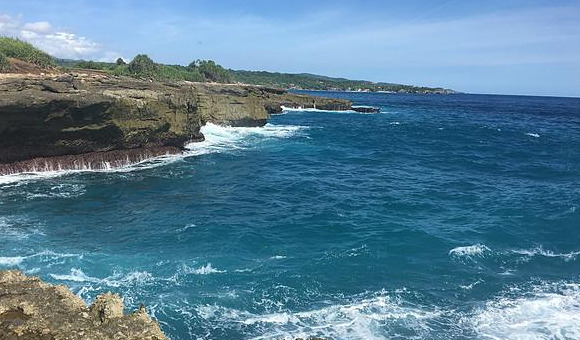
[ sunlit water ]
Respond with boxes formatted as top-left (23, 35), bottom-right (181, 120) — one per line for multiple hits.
top-left (1, 92), bottom-right (579, 340)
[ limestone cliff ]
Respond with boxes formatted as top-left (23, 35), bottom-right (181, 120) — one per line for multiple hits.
top-left (0, 72), bottom-right (352, 174)
top-left (0, 270), bottom-right (167, 340)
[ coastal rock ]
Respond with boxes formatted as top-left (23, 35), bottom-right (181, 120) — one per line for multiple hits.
top-left (0, 270), bottom-right (168, 340)
top-left (0, 73), bottom-right (352, 174)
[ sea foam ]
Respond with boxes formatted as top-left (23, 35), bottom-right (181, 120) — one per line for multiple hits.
top-left (449, 244), bottom-right (491, 258)
top-left (190, 291), bottom-right (441, 340)
top-left (471, 283), bottom-right (580, 339)
top-left (185, 123), bottom-right (306, 155)
top-left (512, 246), bottom-right (580, 262)
top-left (0, 123), bottom-right (305, 185)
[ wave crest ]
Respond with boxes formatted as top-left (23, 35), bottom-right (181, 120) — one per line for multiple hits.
top-left (472, 283), bottom-right (580, 339)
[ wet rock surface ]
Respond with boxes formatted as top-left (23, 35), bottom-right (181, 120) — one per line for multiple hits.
top-left (0, 270), bottom-right (168, 340)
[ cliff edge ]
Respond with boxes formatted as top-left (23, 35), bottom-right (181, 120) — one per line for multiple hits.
top-left (0, 72), bottom-right (351, 175)
top-left (0, 270), bottom-right (167, 340)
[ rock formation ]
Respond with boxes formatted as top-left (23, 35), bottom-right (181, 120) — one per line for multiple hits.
top-left (0, 72), bottom-right (352, 175)
top-left (0, 270), bottom-right (167, 340)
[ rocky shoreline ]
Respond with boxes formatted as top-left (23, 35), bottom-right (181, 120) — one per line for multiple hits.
top-left (0, 270), bottom-right (168, 340)
top-left (0, 271), bottom-right (328, 340)
top-left (0, 72), bottom-right (352, 175)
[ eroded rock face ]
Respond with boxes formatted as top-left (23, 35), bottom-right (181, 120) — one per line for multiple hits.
top-left (0, 72), bottom-right (352, 174)
top-left (0, 270), bottom-right (168, 340)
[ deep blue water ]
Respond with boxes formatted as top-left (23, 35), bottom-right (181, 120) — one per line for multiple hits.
top-left (1, 92), bottom-right (580, 340)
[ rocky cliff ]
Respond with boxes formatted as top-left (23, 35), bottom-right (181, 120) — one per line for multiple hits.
top-left (0, 270), bottom-right (167, 340)
top-left (0, 72), bottom-right (351, 175)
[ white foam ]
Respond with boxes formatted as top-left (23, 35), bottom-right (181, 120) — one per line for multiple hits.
top-left (193, 292), bottom-right (440, 340)
top-left (0, 123), bottom-right (305, 185)
top-left (269, 255), bottom-right (287, 260)
top-left (0, 216), bottom-right (45, 240)
top-left (50, 268), bottom-right (98, 282)
top-left (185, 123), bottom-right (306, 156)
top-left (0, 256), bottom-right (25, 266)
top-left (472, 283), bottom-right (580, 339)
top-left (512, 246), bottom-right (580, 262)
top-left (526, 132), bottom-right (540, 138)
top-left (50, 268), bottom-right (155, 287)
top-left (0, 153), bottom-right (184, 185)
top-left (460, 279), bottom-right (484, 290)
top-left (449, 244), bottom-right (491, 258)
top-left (182, 263), bottom-right (226, 275)
top-left (281, 105), bottom-right (356, 114)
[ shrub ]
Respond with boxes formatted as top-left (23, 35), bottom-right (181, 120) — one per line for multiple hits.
top-left (0, 52), bottom-right (11, 72)
top-left (190, 59), bottom-right (232, 83)
top-left (0, 36), bottom-right (55, 67)
top-left (128, 54), bottom-right (158, 77)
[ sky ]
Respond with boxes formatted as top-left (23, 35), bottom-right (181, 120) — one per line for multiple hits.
top-left (1, 0), bottom-right (579, 97)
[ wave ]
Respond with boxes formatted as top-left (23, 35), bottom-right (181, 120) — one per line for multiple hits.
top-left (0, 256), bottom-right (25, 266)
top-left (0, 216), bottom-right (45, 241)
top-left (188, 291), bottom-right (441, 340)
top-left (526, 132), bottom-right (540, 138)
top-left (281, 105), bottom-right (356, 114)
top-left (49, 268), bottom-right (154, 287)
top-left (471, 283), bottom-right (580, 339)
top-left (449, 244), bottom-right (580, 263)
top-left (449, 244), bottom-right (491, 258)
top-left (512, 246), bottom-right (580, 262)
top-left (0, 250), bottom-right (82, 268)
top-left (0, 153), bottom-right (184, 185)
top-left (185, 122), bottom-right (306, 156)
top-left (0, 123), bottom-right (305, 185)
top-left (180, 263), bottom-right (226, 275)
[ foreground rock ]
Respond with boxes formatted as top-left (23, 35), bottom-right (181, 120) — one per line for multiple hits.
top-left (0, 72), bottom-right (351, 174)
top-left (0, 270), bottom-right (167, 340)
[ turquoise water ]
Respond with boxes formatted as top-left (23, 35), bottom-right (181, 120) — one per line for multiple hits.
top-left (1, 92), bottom-right (579, 339)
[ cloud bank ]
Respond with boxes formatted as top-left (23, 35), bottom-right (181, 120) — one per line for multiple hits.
top-left (0, 14), bottom-right (119, 61)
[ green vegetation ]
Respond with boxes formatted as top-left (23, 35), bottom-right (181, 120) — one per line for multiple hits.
top-left (0, 52), bottom-right (10, 72)
top-left (0, 36), bottom-right (55, 68)
top-left (0, 35), bottom-right (453, 93)
top-left (230, 70), bottom-right (455, 94)
top-left (56, 55), bottom-right (232, 83)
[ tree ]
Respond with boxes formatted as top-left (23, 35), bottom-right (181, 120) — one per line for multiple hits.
top-left (116, 57), bottom-right (126, 66)
top-left (128, 54), bottom-right (158, 76)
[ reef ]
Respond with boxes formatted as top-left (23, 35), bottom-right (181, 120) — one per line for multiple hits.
top-left (0, 270), bottom-right (167, 340)
top-left (0, 72), bottom-right (352, 175)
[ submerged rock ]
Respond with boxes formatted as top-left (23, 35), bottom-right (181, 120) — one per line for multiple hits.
top-left (0, 270), bottom-right (168, 340)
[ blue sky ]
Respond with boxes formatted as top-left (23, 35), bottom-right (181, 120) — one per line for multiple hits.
top-left (1, 0), bottom-right (579, 97)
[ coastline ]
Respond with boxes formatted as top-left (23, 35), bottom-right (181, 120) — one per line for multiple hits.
top-left (0, 72), bottom-right (352, 176)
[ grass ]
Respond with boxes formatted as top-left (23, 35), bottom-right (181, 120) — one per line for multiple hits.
top-left (0, 36), bottom-right (55, 68)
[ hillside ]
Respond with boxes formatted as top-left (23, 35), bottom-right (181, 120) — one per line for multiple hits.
top-left (0, 36), bottom-right (456, 93)
top-left (230, 70), bottom-right (457, 94)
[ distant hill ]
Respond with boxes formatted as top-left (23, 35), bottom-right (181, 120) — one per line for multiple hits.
top-left (230, 70), bottom-right (457, 94)
top-left (0, 35), bottom-right (455, 94)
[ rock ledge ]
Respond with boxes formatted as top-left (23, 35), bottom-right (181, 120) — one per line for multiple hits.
top-left (0, 270), bottom-right (167, 340)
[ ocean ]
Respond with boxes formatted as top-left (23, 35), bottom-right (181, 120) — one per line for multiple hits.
top-left (1, 91), bottom-right (579, 340)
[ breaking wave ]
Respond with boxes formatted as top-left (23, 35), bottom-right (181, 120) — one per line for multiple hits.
top-left (471, 283), bottom-right (580, 339)
top-left (185, 122), bottom-right (306, 155)
top-left (449, 244), bottom-right (491, 258)
top-left (180, 291), bottom-right (443, 340)
top-left (0, 123), bottom-right (306, 185)
top-left (449, 244), bottom-right (580, 262)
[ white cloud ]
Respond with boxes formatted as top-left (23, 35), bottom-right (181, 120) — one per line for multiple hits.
top-left (22, 21), bottom-right (52, 34)
top-left (0, 13), bottom-right (114, 60)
